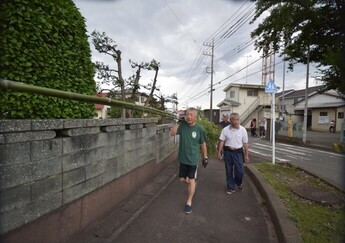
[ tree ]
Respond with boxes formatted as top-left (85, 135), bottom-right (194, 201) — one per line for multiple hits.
top-left (143, 59), bottom-right (160, 107)
top-left (251, 0), bottom-right (345, 93)
top-left (91, 31), bottom-right (163, 117)
top-left (0, 0), bottom-right (96, 119)
top-left (91, 30), bottom-right (126, 117)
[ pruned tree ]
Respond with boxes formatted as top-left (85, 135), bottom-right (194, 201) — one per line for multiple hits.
top-left (144, 59), bottom-right (160, 107)
top-left (251, 0), bottom-right (345, 93)
top-left (91, 30), bottom-right (126, 117)
top-left (91, 31), bottom-right (163, 118)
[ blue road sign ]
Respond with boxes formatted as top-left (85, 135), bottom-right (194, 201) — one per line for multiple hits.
top-left (265, 79), bottom-right (278, 93)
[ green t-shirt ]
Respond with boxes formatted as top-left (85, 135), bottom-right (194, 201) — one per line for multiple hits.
top-left (177, 121), bottom-right (206, 166)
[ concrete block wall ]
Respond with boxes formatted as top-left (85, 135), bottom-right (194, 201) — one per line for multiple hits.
top-left (0, 118), bottom-right (178, 239)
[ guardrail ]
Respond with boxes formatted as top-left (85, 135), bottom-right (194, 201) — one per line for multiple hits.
top-left (0, 79), bottom-right (176, 119)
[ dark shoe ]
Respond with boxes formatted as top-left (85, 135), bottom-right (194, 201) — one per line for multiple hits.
top-left (238, 184), bottom-right (243, 191)
top-left (184, 204), bottom-right (192, 214)
top-left (226, 189), bottom-right (235, 194)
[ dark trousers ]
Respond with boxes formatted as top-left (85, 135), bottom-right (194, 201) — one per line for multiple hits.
top-left (224, 151), bottom-right (244, 190)
top-left (251, 128), bottom-right (257, 137)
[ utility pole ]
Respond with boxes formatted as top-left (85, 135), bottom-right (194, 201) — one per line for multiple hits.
top-left (303, 47), bottom-right (310, 144)
top-left (282, 55), bottom-right (286, 118)
top-left (203, 38), bottom-right (214, 122)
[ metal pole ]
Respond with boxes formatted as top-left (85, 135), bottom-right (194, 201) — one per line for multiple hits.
top-left (0, 79), bottom-right (176, 119)
top-left (210, 38), bottom-right (214, 122)
top-left (282, 56), bottom-right (286, 116)
top-left (302, 47), bottom-right (310, 144)
top-left (272, 92), bottom-right (276, 164)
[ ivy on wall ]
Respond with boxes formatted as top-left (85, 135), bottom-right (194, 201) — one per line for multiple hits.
top-left (0, 0), bottom-right (96, 118)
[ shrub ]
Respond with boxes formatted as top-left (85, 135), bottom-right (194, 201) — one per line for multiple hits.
top-left (197, 112), bottom-right (222, 156)
top-left (0, 0), bottom-right (96, 119)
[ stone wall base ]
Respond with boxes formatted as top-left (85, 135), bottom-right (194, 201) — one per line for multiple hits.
top-left (0, 149), bottom-right (178, 243)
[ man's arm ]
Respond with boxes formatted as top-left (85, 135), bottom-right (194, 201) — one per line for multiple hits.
top-left (243, 143), bottom-right (249, 163)
top-left (201, 142), bottom-right (207, 158)
top-left (170, 123), bottom-right (179, 136)
top-left (218, 140), bottom-right (225, 159)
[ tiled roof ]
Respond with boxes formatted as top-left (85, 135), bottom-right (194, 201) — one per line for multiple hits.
top-left (276, 89), bottom-right (295, 98)
top-left (283, 85), bottom-right (324, 99)
top-left (217, 99), bottom-right (241, 107)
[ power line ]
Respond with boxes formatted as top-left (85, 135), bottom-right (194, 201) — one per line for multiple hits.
top-left (185, 59), bottom-right (285, 104)
top-left (163, 0), bottom-right (199, 45)
top-left (177, 0), bottom-right (257, 104)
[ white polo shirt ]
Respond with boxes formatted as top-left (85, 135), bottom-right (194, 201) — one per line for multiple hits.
top-left (219, 125), bottom-right (248, 149)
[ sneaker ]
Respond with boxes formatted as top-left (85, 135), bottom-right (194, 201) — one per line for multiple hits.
top-left (184, 204), bottom-right (192, 214)
top-left (226, 189), bottom-right (235, 194)
top-left (238, 184), bottom-right (243, 191)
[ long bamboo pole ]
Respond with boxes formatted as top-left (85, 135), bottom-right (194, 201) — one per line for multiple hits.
top-left (0, 79), bottom-right (176, 119)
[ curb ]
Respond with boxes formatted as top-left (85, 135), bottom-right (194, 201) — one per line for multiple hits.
top-left (288, 163), bottom-right (345, 193)
top-left (245, 164), bottom-right (302, 243)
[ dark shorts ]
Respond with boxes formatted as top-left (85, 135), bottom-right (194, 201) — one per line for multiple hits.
top-left (179, 163), bottom-right (198, 179)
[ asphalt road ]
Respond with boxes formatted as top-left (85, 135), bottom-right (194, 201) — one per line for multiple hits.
top-left (248, 136), bottom-right (345, 191)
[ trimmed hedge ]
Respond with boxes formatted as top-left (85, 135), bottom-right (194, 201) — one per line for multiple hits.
top-left (0, 0), bottom-right (96, 118)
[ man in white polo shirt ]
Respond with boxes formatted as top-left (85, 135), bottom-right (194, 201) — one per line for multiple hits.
top-left (217, 112), bottom-right (249, 194)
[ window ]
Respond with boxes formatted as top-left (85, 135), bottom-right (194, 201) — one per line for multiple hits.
top-left (338, 112), bottom-right (344, 119)
top-left (247, 89), bottom-right (258, 96)
top-left (318, 111), bottom-right (328, 124)
top-left (230, 90), bottom-right (235, 98)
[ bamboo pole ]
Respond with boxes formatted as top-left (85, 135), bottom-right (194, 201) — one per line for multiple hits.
top-left (0, 79), bottom-right (176, 119)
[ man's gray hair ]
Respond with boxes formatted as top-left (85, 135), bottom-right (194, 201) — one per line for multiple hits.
top-left (186, 107), bottom-right (198, 116)
top-left (230, 112), bottom-right (240, 120)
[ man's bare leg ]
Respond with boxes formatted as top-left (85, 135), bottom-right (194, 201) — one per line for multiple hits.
top-left (186, 178), bottom-right (196, 206)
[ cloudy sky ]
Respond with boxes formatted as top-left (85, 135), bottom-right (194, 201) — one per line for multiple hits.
top-left (73, 0), bottom-right (320, 110)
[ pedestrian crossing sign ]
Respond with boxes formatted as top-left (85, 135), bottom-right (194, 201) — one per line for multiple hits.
top-left (265, 79), bottom-right (278, 93)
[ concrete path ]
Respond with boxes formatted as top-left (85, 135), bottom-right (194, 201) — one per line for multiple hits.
top-left (69, 158), bottom-right (278, 243)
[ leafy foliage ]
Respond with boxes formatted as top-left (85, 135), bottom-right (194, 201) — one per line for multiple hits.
top-left (0, 0), bottom-right (96, 119)
top-left (251, 0), bottom-right (345, 93)
top-left (197, 111), bottom-right (222, 156)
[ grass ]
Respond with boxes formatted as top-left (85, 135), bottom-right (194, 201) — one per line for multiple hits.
top-left (253, 162), bottom-right (345, 243)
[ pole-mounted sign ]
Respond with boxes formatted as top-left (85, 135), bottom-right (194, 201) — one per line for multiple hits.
top-left (265, 79), bottom-right (278, 164)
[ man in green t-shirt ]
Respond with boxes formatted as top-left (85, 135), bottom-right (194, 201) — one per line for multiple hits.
top-left (170, 107), bottom-right (208, 214)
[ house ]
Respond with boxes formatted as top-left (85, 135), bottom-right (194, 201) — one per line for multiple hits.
top-left (217, 82), bottom-right (345, 133)
top-left (275, 89), bottom-right (295, 115)
top-left (216, 83), bottom-right (278, 127)
top-left (293, 89), bottom-right (345, 132)
top-left (276, 85), bottom-right (324, 120)
top-left (94, 90), bottom-right (150, 119)
top-left (203, 109), bottom-right (220, 124)
top-left (95, 92), bottom-right (111, 119)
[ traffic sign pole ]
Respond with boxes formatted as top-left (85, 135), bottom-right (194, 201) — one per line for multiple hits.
top-left (265, 79), bottom-right (277, 165)
top-left (272, 92), bottom-right (275, 164)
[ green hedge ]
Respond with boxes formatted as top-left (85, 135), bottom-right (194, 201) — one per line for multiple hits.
top-left (0, 0), bottom-right (96, 118)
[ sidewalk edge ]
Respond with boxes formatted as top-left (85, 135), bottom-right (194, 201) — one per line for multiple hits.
top-left (245, 164), bottom-right (302, 243)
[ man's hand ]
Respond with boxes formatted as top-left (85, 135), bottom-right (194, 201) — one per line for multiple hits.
top-left (202, 157), bottom-right (208, 168)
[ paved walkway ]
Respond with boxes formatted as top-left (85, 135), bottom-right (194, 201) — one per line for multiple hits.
top-left (68, 130), bottom-right (342, 243)
top-left (69, 158), bottom-right (278, 243)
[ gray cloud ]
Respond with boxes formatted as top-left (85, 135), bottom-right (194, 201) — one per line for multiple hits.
top-left (73, 0), bottom-right (319, 109)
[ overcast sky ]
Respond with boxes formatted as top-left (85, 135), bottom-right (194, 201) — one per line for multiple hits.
top-left (73, 0), bottom-right (320, 110)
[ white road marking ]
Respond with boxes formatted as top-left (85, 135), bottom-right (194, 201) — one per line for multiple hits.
top-left (250, 149), bottom-right (290, 162)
